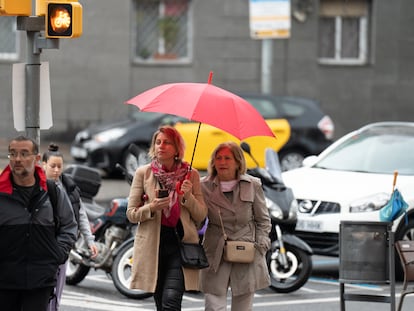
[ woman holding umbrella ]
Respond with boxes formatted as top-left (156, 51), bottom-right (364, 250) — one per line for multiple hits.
top-left (126, 125), bottom-right (207, 310)
top-left (200, 141), bottom-right (271, 311)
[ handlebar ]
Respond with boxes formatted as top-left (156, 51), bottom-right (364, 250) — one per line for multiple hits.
top-left (115, 163), bottom-right (133, 185)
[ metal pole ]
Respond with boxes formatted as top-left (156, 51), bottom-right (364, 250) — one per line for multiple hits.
top-left (25, 30), bottom-right (41, 146)
top-left (17, 11), bottom-right (60, 146)
top-left (261, 39), bottom-right (273, 94)
top-left (25, 0), bottom-right (41, 146)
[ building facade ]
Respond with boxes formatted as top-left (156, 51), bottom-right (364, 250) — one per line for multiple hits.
top-left (0, 0), bottom-right (413, 141)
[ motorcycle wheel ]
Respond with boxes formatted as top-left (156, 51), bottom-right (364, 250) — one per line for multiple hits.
top-left (66, 259), bottom-right (91, 285)
top-left (267, 245), bottom-right (312, 293)
top-left (111, 241), bottom-right (153, 299)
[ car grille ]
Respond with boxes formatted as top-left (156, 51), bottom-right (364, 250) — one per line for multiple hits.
top-left (297, 199), bottom-right (340, 215)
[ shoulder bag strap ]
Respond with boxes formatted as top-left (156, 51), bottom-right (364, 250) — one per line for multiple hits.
top-left (217, 209), bottom-right (228, 241)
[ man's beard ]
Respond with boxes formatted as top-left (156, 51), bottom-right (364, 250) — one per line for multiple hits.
top-left (12, 167), bottom-right (31, 178)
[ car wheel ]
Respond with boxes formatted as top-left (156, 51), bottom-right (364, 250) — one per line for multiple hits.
top-left (279, 150), bottom-right (305, 171)
top-left (123, 145), bottom-right (150, 177)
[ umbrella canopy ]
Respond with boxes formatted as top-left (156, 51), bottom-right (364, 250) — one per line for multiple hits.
top-left (125, 72), bottom-right (275, 141)
top-left (379, 171), bottom-right (409, 222)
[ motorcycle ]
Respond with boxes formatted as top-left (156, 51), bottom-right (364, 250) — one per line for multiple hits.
top-left (241, 142), bottom-right (313, 293)
top-left (64, 160), bottom-right (152, 299)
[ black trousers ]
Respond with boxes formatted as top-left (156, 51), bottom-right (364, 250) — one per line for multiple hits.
top-left (154, 225), bottom-right (185, 311)
top-left (0, 287), bottom-right (54, 311)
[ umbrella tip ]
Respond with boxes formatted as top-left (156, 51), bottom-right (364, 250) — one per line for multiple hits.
top-left (208, 71), bottom-right (213, 84)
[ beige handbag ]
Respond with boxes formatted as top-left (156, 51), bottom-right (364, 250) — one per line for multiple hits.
top-left (218, 210), bottom-right (255, 263)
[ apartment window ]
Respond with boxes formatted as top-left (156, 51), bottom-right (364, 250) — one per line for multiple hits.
top-left (318, 0), bottom-right (370, 65)
top-left (132, 0), bottom-right (192, 64)
top-left (0, 16), bottom-right (19, 61)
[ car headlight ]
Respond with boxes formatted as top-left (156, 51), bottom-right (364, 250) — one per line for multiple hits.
top-left (349, 192), bottom-right (390, 213)
top-left (93, 128), bottom-right (127, 143)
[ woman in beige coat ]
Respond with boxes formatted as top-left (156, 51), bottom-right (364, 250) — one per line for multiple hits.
top-left (200, 142), bottom-right (271, 311)
top-left (126, 126), bottom-right (207, 311)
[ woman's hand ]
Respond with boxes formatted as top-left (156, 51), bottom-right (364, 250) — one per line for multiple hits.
top-left (180, 179), bottom-right (193, 200)
top-left (150, 197), bottom-right (170, 212)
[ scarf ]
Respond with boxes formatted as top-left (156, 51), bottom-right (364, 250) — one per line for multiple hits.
top-left (151, 159), bottom-right (190, 227)
top-left (220, 180), bottom-right (238, 192)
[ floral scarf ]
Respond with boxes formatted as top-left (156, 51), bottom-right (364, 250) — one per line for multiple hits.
top-left (151, 159), bottom-right (190, 227)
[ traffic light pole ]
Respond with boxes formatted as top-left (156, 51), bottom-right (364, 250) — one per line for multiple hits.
top-left (11, 0), bottom-right (78, 145)
top-left (17, 16), bottom-right (59, 146)
top-left (25, 29), bottom-right (41, 145)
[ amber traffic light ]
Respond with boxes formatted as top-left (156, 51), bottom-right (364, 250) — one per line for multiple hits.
top-left (46, 2), bottom-right (82, 38)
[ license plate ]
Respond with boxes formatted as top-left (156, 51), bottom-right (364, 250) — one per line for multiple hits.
top-left (296, 218), bottom-right (322, 232)
top-left (70, 146), bottom-right (87, 159)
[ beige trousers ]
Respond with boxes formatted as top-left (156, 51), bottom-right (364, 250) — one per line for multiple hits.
top-left (204, 292), bottom-right (254, 311)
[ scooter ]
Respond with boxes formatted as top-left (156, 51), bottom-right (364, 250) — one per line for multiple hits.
top-left (241, 142), bottom-right (313, 293)
top-left (63, 162), bottom-right (152, 299)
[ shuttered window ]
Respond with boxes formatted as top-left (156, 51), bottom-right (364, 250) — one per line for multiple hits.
top-left (318, 0), bottom-right (370, 65)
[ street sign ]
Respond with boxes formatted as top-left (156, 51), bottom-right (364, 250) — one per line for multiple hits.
top-left (249, 0), bottom-right (291, 39)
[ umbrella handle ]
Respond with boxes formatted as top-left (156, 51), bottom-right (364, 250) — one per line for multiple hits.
top-left (392, 170), bottom-right (398, 192)
top-left (176, 171), bottom-right (192, 195)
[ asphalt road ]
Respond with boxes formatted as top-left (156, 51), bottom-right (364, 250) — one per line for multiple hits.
top-left (60, 256), bottom-right (414, 311)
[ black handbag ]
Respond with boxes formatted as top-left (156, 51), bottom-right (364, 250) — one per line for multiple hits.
top-left (179, 242), bottom-right (209, 269)
top-left (175, 229), bottom-right (209, 269)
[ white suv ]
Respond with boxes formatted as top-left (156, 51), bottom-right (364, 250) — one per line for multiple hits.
top-left (282, 122), bottom-right (414, 258)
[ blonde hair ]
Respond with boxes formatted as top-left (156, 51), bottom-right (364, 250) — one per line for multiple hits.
top-left (207, 141), bottom-right (246, 178)
top-left (148, 125), bottom-right (186, 161)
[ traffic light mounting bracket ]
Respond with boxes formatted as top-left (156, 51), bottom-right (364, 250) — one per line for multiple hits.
top-left (17, 16), bottom-right (60, 53)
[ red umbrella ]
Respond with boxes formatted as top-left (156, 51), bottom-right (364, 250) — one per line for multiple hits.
top-left (125, 72), bottom-right (275, 169)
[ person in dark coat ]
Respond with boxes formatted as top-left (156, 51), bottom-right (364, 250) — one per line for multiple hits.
top-left (0, 135), bottom-right (77, 311)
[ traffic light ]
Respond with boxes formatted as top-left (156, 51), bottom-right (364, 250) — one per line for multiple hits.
top-left (0, 0), bottom-right (31, 16)
top-left (46, 1), bottom-right (82, 38)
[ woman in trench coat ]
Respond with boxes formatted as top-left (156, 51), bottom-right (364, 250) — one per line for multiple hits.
top-left (126, 126), bottom-right (207, 310)
top-left (200, 141), bottom-right (271, 311)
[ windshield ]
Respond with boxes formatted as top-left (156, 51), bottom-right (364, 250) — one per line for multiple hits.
top-left (314, 125), bottom-right (414, 175)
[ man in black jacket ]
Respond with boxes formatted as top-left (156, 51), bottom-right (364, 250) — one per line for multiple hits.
top-left (0, 136), bottom-right (78, 311)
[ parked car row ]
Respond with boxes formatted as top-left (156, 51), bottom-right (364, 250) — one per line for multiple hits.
top-left (72, 116), bottom-right (414, 279)
top-left (70, 93), bottom-right (334, 176)
top-left (282, 122), bottom-right (414, 269)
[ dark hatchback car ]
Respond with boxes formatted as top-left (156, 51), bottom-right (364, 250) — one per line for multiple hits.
top-left (239, 93), bottom-right (334, 170)
top-left (70, 94), bottom-right (334, 176)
